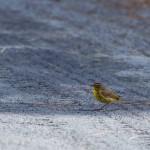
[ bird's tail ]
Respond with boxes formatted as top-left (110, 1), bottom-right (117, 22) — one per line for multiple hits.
top-left (119, 98), bottom-right (150, 105)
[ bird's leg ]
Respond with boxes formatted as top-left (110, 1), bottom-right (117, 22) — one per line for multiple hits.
top-left (89, 104), bottom-right (109, 111)
top-left (104, 104), bottom-right (110, 109)
top-left (99, 104), bottom-right (109, 110)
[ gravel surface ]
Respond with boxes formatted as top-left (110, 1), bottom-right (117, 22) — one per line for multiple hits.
top-left (0, 0), bottom-right (150, 150)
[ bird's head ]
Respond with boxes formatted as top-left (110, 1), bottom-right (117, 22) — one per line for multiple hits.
top-left (93, 83), bottom-right (105, 90)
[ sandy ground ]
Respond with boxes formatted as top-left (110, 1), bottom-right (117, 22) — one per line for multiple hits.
top-left (0, 0), bottom-right (150, 150)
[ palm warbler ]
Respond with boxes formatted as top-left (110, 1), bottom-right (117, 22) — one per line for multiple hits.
top-left (93, 83), bottom-right (121, 110)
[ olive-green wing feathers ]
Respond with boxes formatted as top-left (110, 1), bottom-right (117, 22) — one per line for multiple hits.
top-left (100, 89), bottom-right (120, 100)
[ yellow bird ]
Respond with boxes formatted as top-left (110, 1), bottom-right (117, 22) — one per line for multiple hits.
top-left (93, 83), bottom-right (121, 110)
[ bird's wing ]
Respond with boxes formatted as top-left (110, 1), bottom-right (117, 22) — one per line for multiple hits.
top-left (100, 89), bottom-right (120, 100)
